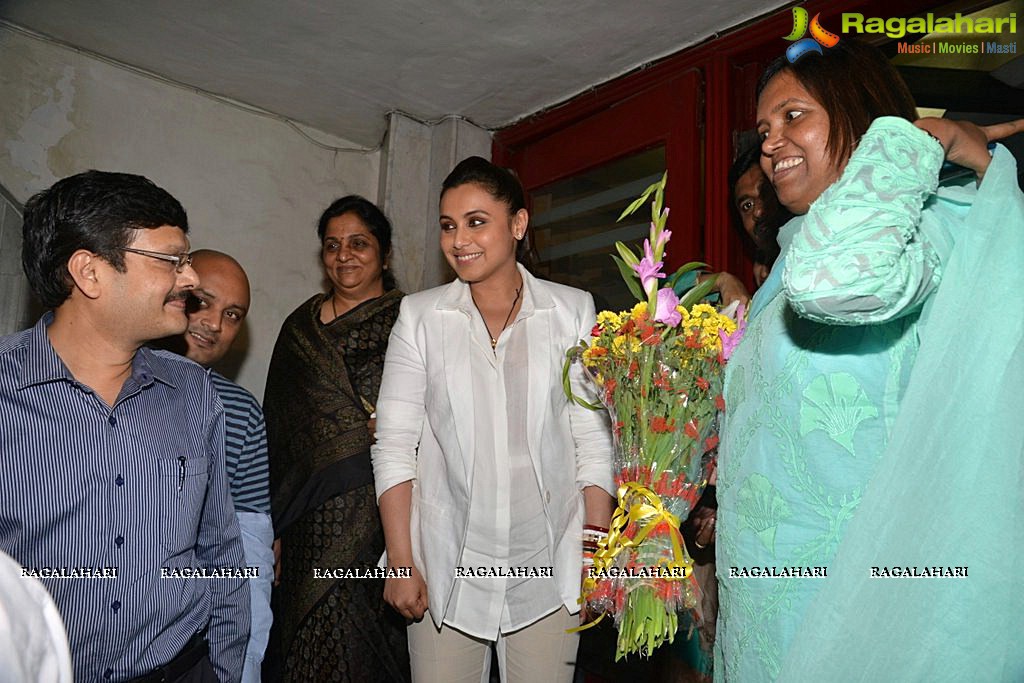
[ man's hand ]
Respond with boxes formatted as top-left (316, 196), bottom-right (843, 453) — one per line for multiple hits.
top-left (915, 117), bottom-right (1024, 180)
top-left (699, 272), bottom-right (751, 308)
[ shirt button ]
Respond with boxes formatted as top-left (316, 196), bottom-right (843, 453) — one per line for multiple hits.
top-left (114, 535), bottom-right (124, 548)
top-left (103, 668), bottom-right (113, 679)
top-left (115, 475), bottom-right (124, 487)
top-left (108, 415), bottom-right (117, 427)
top-left (111, 600), bottom-right (121, 612)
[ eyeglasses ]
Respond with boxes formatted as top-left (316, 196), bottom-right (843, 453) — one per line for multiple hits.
top-left (119, 247), bottom-right (193, 273)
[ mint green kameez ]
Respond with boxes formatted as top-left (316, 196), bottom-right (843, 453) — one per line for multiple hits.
top-left (716, 117), bottom-right (1024, 681)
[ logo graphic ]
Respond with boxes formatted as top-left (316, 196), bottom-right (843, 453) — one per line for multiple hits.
top-left (783, 8), bottom-right (840, 63)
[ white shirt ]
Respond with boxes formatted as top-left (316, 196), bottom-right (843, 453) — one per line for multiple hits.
top-left (0, 549), bottom-right (74, 683)
top-left (371, 265), bottom-right (615, 629)
top-left (443, 280), bottom-right (562, 638)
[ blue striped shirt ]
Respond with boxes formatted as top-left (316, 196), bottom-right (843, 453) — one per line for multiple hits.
top-left (0, 315), bottom-right (250, 682)
top-left (209, 372), bottom-right (271, 514)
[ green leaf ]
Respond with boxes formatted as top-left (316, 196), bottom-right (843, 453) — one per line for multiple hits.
top-left (652, 172), bottom-right (667, 222)
top-left (678, 275), bottom-right (718, 309)
top-left (617, 177), bottom-right (663, 222)
top-left (611, 255), bottom-right (646, 302)
top-left (614, 241), bottom-right (640, 267)
top-left (562, 346), bottom-right (603, 411)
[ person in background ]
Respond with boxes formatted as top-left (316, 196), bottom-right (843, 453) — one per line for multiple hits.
top-left (264, 196), bottom-right (408, 682)
top-left (179, 249), bottom-right (273, 683)
top-left (0, 170), bottom-right (249, 682)
top-left (716, 39), bottom-right (1024, 681)
top-left (372, 156), bottom-right (615, 682)
top-left (727, 136), bottom-right (790, 287)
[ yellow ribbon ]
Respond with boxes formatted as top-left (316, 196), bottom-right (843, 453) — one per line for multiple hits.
top-left (568, 482), bottom-right (694, 634)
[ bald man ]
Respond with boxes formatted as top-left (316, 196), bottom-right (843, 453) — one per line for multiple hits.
top-left (183, 250), bottom-right (273, 683)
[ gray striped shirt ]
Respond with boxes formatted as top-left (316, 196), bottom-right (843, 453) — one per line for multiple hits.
top-left (209, 371), bottom-right (271, 514)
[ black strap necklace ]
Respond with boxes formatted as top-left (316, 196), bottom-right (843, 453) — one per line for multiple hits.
top-left (485, 283), bottom-right (522, 350)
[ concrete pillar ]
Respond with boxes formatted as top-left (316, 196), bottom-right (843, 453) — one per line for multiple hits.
top-left (378, 112), bottom-right (491, 293)
top-left (0, 187), bottom-right (34, 335)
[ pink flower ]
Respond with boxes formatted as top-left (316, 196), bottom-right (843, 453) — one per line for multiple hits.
top-left (650, 216), bottom-right (671, 252)
top-left (719, 303), bottom-right (748, 360)
top-left (654, 287), bottom-right (681, 326)
top-left (656, 229), bottom-right (672, 251)
top-left (631, 239), bottom-right (665, 295)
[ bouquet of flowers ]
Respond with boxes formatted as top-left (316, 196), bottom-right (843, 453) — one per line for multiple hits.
top-left (564, 173), bottom-right (745, 660)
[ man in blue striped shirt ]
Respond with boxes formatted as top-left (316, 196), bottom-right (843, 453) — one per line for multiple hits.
top-left (181, 250), bottom-right (273, 683)
top-left (0, 171), bottom-right (249, 682)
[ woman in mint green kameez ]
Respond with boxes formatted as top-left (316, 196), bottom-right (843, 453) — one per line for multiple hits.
top-left (715, 40), bottom-right (1024, 682)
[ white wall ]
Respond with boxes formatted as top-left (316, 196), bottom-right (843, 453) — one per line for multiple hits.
top-left (0, 26), bottom-right (380, 397)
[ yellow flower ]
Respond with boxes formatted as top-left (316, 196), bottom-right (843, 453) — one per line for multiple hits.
top-left (596, 310), bottom-right (623, 329)
top-left (689, 303), bottom-right (718, 319)
top-left (612, 335), bottom-right (641, 354)
top-left (582, 338), bottom-right (609, 367)
top-left (630, 302), bottom-right (648, 320)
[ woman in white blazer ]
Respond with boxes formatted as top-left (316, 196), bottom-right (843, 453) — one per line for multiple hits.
top-left (371, 156), bottom-right (614, 682)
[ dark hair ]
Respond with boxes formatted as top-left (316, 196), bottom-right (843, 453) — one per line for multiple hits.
top-left (316, 195), bottom-right (396, 291)
top-left (757, 39), bottom-right (918, 168)
top-left (441, 156), bottom-right (533, 264)
top-left (442, 156), bottom-right (526, 213)
top-left (728, 134), bottom-right (762, 192)
top-left (22, 170), bottom-right (189, 308)
top-left (729, 134), bottom-right (788, 267)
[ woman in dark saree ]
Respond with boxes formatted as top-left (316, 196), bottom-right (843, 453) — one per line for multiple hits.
top-left (264, 195), bottom-right (409, 682)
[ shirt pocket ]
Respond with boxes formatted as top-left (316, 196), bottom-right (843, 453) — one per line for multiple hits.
top-left (158, 455), bottom-right (210, 555)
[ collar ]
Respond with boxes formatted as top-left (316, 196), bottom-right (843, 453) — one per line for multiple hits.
top-left (436, 263), bottom-right (555, 316)
top-left (17, 312), bottom-right (177, 391)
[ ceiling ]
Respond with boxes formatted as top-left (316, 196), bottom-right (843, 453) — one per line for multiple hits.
top-left (0, 0), bottom-right (790, 147)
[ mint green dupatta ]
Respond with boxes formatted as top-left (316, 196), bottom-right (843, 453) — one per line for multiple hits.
top-left (778, 146), bottom-right (1024, 680)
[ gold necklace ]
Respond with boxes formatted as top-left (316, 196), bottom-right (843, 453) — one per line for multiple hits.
top-left (488, 283), bottom-right (522, 350)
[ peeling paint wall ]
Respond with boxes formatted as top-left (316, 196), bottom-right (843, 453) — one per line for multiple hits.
top-left (0, 187), bottom-right (32, 336)
top-left (0, 27), bottom-right (382, 397)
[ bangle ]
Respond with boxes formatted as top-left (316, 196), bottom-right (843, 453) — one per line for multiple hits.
top-left (583, 526), bottom-right (608, 552)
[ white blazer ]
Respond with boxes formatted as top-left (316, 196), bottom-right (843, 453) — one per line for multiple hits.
top-left (372, 265), bottom-right (614, 626)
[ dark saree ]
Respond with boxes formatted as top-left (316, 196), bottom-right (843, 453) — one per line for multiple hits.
top-left (263, 290), bottom-right (409, 682)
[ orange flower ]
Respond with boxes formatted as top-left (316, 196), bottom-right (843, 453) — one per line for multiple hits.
top-left (641, 331), bottom-right (662, 345)
top-left (651, 416), bottom-right (676, 433)
top-left (684, 419), bottom-right (699, 439)
top-left (715, 394), bottom-right (726, 410)
top-left (696, 376), bottom-right (710, 391)
top-left (655, 578), bottom-right (681, 601)
top-left (651, 520), bottom-right (672, 536)
top-left (704, 434), bottom-right (720, 452)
